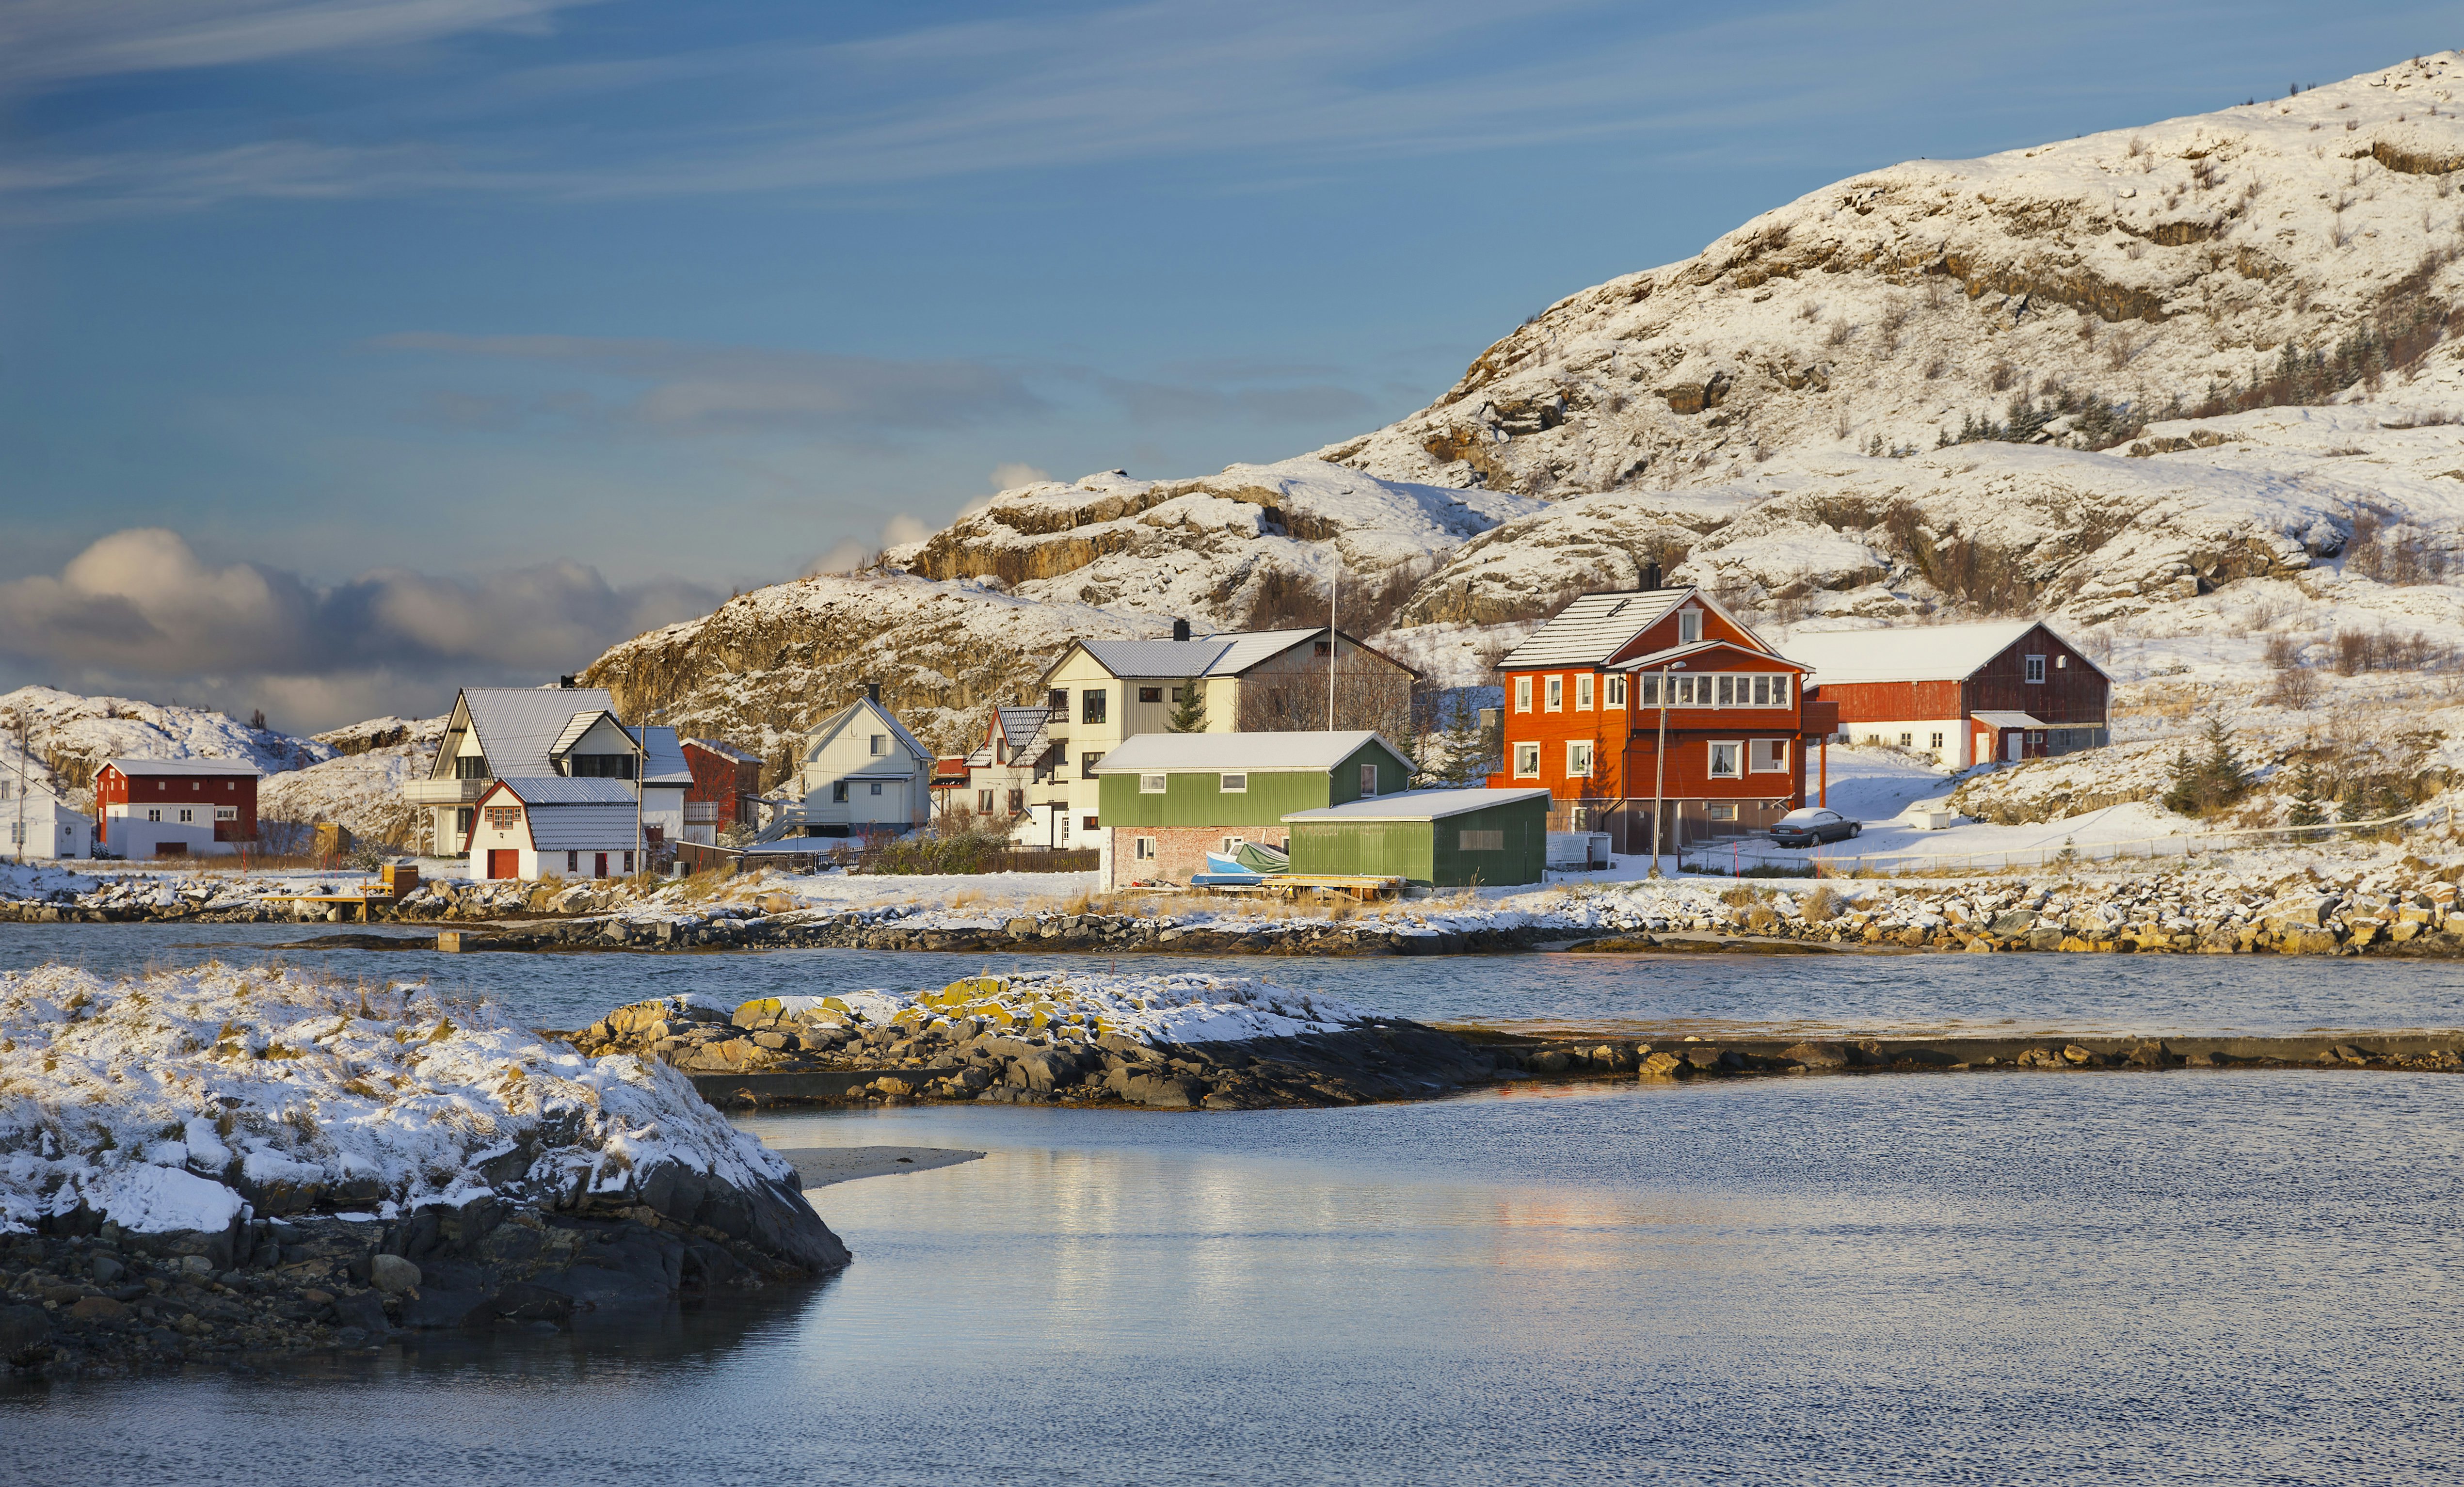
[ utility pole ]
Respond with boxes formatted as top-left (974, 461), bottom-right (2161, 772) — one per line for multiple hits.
top-left (1652, 662), bottom-right (1687, 878)
top-left (13, 708), bottom-right (25, 862)
top-left (1327, 569), bottom-right (1338, 733)
top-left (633, 719), bottom-right (646, 881)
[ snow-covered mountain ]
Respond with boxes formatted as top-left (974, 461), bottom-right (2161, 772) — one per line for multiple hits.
top-left (577, 54), bottom-right (2464, 763)
top-left (0, 687), bottom-right (334, 805)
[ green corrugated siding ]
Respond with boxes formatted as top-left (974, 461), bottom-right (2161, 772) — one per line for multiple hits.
top-left (1288, 794), bottom-right (1546, 888)
top-left (1096, 737), bottom-right (1415, 828)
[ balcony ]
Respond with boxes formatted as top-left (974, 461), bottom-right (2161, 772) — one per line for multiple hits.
top-left (402, 777), bottom-right (491, 805)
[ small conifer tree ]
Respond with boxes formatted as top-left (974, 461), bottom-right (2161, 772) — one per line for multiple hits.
top-left (1167, 678), bottom-right (1206, 733)
top-left (2287, 766), bottom-right (2327, 842)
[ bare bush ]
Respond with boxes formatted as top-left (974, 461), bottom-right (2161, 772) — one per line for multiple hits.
top-left (2343, 510), bottom-right (2448, 585)
top-left (1988, 359), bottom-right (2019, 393)
top-left (1825, 317), bottom-right (1853, 347)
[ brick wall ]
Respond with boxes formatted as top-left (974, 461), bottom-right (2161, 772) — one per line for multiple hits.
top-left (1108, 825), bottom-right (1289, 890)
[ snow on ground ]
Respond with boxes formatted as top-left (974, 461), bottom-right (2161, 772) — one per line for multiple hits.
top-left (0, 960), bottom-right (796, 1234)
top-left (875, 969), bottom-right (1369, 1045)
top-left (0, 686), bottom-right (332, 802)
top-left (257, 717), bottom-right (445, 852)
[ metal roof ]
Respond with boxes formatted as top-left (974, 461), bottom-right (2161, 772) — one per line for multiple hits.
top-left (491, 776), bottom-right (639, 805)
top-left (1970, 710), bottom-right (2048, 729)
top-left (1075, 639), bottom-right (1235, 678)
top-left (456, 687), bottom-right (616, 777)
top-left (1610, 639), bottom-right (1808, 673)
top-left (1198, 628), bottom-right (1322, 673)
top-left (1092, 730), bottom-right (1406, 773)
top-left (684, 737), bottom-right (764, 763)
top-left (1498, 590), bottom-right (1690, 670)
top-left (1282, 786), bottom-right (1551, 823)
top-left (547, 710), bottom-right (606, 758)
top-left (622, 725), bottom-right (694, 786)
top-left (1778, 622), bottom-right (2073, 687)
top-left (526, 805), bottom-right (646, 851)
top-left (103, 757), bottom-right (263, 778)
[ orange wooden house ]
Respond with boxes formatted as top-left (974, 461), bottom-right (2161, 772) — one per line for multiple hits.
top-left (1488, 585), bottom-right (1838, 853)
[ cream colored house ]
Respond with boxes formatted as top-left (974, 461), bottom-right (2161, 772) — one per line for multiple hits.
top-left (781, 691), bottom-right (934, 837)
top-left (3, 778), bottom-right (91, 859)
top-left (1030, 624), bottom-right (1417, 846)
top-left (403, 686), bottom-right (688, 865)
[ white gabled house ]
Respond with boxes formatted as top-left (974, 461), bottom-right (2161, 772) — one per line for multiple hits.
top-left (2, 777), bottom-right (93, 859)
top-left (772, 688), bottom-right (934, 838)
top-left (402, 685), bottom-right (689, 873)
top-left (464, 776), bottom-right (648, 881)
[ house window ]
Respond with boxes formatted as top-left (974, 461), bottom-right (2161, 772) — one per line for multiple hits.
top-left (1772, 676), bottom-right (1790, 707)
top-left (1707, 802), bottom-right (1737, 821)
top-left (1007, 789), bottom-right (1024, 813)
top-left (1082, 751), bottom-right (1101, 780)
top-left (1514, 743), bottom-right (1540, 777)
top-left (1752, 675), bottom-right (1770, 706)
top-left (1169, 686), bottom-right (1184, 702)
top-left (1220, 773), bottom-right (1247, 793)
top-left (1222, 836), bottom-right (1246, 854)
top-left (485, 806), bottom-right (521, 828)
top-left (567, 851), bottom-right (578, 872)
top-left (1360, 762), bottom-right (1378, 796)
top-left (1678, 609), bottom-right (1702, 644)
top-left (1931, 732), bottom-right (1945, 751)
top-left (832, 782), bottom-right (850, 802)
top-left (455, 807), bottom-right (473, 837)
top-left (1639, 674), bottom-right (1659, 706)
top-left (214, 806), bottom-right (237, 820)
top-left (1567, 741), bottom-right (1593, 777)
top-left (1140, 774), bottom-right (1168, 794)
top-left (1138, 687), bottom-right (1163, 703)
top-left (145, 808), bottom-right (160, 822)
top-left (1750, 740), bottom-right (1788, 773)
top-left (1606, 675), bottom-right (1626, 707)
top-left (2056, 655), bottom-right (2068, 669)
top-left (1459, 829), bottom-right (1504, 851)
top-left (1048, 688), bottom-right (1068, 711)
top-left (1314, 640), bottom-right (1332, 657)
top-left (454, 756), bottom-right (490, 780)
top-left (869, 782), bottom-right (882, 796)
top-left (1515, 676), bottom-right (1533, 713)
top-left (1545, 676), bottom-right (1562, 711)
top-left (1575, 675), bottom-right (1594, 710)
top-left (1900, 732), bottom-right (1915, 748)
top-left (1135, 836), bottom-right (1156, 861)
top-left (1083, 815), bottom-right (1099, 831)
top-left (623, 851), bottom-right (634, 873)
top-left (1716, 675), bottom-right (1734, 706)
top-left (1082, 688), bottom-right (1107, 724)
top-left (978, 789), bottom-right (994, 813)
top-left (177, 809), bottom-right (192, 823)
top-left (1708, 742), bottom-right (1741, 778)
top-left (2025, 655), bottom-right (2047, 684)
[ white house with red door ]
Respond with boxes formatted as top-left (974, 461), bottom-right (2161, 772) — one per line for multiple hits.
top-left (93, 757), bottom-right (261, 858)
top-left (464, 776), bottom-right (647, 881)
top-left (402, 685), bottom-right (688, 874)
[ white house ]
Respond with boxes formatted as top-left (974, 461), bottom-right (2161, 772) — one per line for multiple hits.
top-left (2, 777), bottom-right (92, 859)
top-left (94, 757), bottom-right (262, 859)
top-left (464, 776), bottom-right (647, 880)
top-left (958, 704), bottom-right (1067, 846)
top-left (403, 686), bottom-right (688, 865)
top-left (779, 689), bottom-right (934, 837)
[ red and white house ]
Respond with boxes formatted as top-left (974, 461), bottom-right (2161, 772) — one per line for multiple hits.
top-left (93, 758), bottom-right (261, 859)
top-left (464, 776), bottom-right (643, 880)
top-left (1488, 586), bottom-right (1839, 853)
top-left (1780, 621), bottom-right (2112, 768)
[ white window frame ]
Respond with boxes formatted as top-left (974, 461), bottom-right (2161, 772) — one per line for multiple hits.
top-left (869, 734), bottom-right (888, 756)
top-left (1605, 675), bottom-right (1626, 707)
top-left (1360, 762), bottom-right (1379, 797)
top-left (1135, 836), bottom-right (1156, 861)
top-left (1900, 732), bottom-right (1915, 748)
top-left (1930, 732), bottom-right (1945, 751)
top-left (1513, 742), bottom-right (1541, 778)
top-left (177, 808), bottom-right (192, 823)
top-left (1219, 772), bottom-right (1247, 793)
top-left (1751, 674), bottom-right (1771, 706)
top-left (1139, 774), bottom-right (1168, 794)
top-left (1545, 676), bottom-right (1563, 712)
top-left (1716, 675), bottom-right (1734, 707)
top-left (146, 808), bottom-right (161, 822)
top-left (1514, 676), bottom-right (1533, 713)
top-left (2024, 654), bottom-right (2047, 684)
top-left (1575, 675), bottom-right (1594, 710)
top-left (1678, 609), bottom-right (1703, 644)
top-left (1706, 802), bottom-right (1738, 821)
top-left (1707, 741), bottom-right (1742, 779)
top-left (1566, 741), bottom-right (1594, 778)
top-left (1749, 739), bottom-right (1788, 774)
top-left (1772, 675), bottom-right (1791, 707)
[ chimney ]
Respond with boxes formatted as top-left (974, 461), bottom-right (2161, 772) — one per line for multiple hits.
top-left (1171, 618), bottom-right (1191, 642)
top-left (865, 682), bottom-right (881, 704)
top-left (558, 674), bottom-right (577, 688)
top-left (1641, 563), bottom-right (1661, 592)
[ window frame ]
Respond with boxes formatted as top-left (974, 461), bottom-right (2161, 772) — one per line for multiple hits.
top-left (1137, 686), bottom-right (1163, 703)
top-left (1678, 609), bottom-right (1703, 644)
top-left (1082, 751), bottom-right (1102, 780)
top-left (1707, 740), bottom-right (1742, 779)
top-left (832, 782), bottom-right (849, 803)
top-left (1513, 742), bottom-right (1541, 778)
top-left (1566, 740), bottom-right (1594, 778)
top-left (1749, 739), bottom-right (1789, 774)
top-left (1458, 829), bottom-right (1504, 852)
top-left (1605, 674), bottom-right (1626, 707)
top-left (1139, 774), bottom-right (1168, 794)
top-left (1135, 835), bottom-right (1156, 861)
top-left (1360, 762), bottom-right (1379, 797)
top-left (1575, 674), bottom-right (1594, 710)
top-left (1515, 676), bottom-right (1533, 713)
top-left (1081, 688), bottom-right (1108, 724)
top-left (868, 734), bottom-right (887, 756)
top-left (1545, 676), bottom-right (1563, 712)
top-left (1220, 772), bottom-right (1248, 793)
top-left (2024, 654), bottom-right (2047, 684)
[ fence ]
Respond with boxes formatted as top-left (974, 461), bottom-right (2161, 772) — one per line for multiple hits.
top-left (1680, 801), bottom-right (2453, 878)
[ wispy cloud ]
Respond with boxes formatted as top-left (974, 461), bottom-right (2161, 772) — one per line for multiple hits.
top-left (0, 0), bottom-right (605, 86)
top-left (374, 332), bottom-right (1048, 434)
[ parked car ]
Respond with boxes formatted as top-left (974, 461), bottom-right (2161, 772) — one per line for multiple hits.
top-left (1770, 807), bottom-right (1861, 847)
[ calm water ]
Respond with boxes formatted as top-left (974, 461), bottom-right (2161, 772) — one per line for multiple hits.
top-left (5, 920), bottom-right (2464, 1036)
top-left (6, 1074), bottom-right (2460, 1485)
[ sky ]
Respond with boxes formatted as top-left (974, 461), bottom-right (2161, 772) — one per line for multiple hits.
top-left (0, 0), bottom-right (2454, 731)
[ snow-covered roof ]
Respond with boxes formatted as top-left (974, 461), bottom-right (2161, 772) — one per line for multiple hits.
top-left (1499, 590), bottom-right (1689, 670)
top-left (1971, 711), bottom-right (2048, 730)
top-left (1282, 786), bottom-right (1550, 823)
top-left (622, 725), bottom-right (693, 787)
top-left (1200, 628), bottom-right (1324, 673)
top-left (1093, 730), bottom-right (1406, 773)
top-left (490, 776), bottom-right (638, 806)
top-left (1611, 639), bottom-right (1807, 673)
top-left (456, 687), bottom-right (616, 778)
top-left (1076, 639), bottom-right (1234, 679)
top-left (1781, 622), bottom-right (2064, 686)
top-left (104, 757), bottom-right (263, 778)
top-left (799, 696), bottom-right (933, 766)
top-left (547, 710), bottom-right (607, 759)
top-left (684, 738), bottom-right (764, 763)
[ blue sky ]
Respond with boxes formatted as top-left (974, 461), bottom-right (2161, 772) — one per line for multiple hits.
top-left (0, 0), bottom-right (2452, 728)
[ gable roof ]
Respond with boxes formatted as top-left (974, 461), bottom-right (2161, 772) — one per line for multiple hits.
top-left (450, 686), bottom-right (617, 778)
top-left (1501, 587), bottom-right (1776, 671)
top-left (620, 725), bottom-right (693, 787)
top-left (1780, 621), bottom-right (2104, 687)
top-left (1047, 627), bottom-right (1418, 686)
top-left (1092, 729), bottom-right (1408, 773)
top-left (683, 738), bottom-right (763, 764)
top-left (487, 776), bottom-right (639, 806)
top-left (103, 757), bottom-right (263, 778)
top-left (1283, 785), bottom-right (1550, 823)
top-left (1610, 639), bottom-right (1809, 673)
top-left (799, 696), bottom-right (933, 767)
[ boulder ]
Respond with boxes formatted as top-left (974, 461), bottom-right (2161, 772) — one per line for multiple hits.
top-left (0, 1304), bottom-right (50, 1359)
top-left (1781, 1041), bottom-right (1846, 1068)
top-left (369, 1254), bottom-right (421, 1295)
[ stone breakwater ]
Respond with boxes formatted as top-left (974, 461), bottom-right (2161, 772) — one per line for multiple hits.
top-left (570, 987), bottom-right (1500, 1111)
top-left (1491, 1034), bottom-right (2464, 1080)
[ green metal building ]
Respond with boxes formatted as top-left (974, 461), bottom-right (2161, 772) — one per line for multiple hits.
top-left (1282, 786), bottom-right (1551, 888)
top-left (1092, 730), bottom-right (1418, 889)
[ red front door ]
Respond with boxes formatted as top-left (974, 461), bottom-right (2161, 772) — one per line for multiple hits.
top-left (487, 848), bottom-right (517, 879)
top-left (593, 852), bottom-right (609, 879)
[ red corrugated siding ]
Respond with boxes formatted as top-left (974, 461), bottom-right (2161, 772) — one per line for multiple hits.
top-left (94, 767), bottom-right (256, 847)
top-left (1812, 679), bottom-right (1964, 725)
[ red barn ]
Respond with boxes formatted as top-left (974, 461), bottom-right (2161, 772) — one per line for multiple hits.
top-left (93, 757), bottom-right (261, 858)
top-left (1781, 621), bottom-right (2111, 768)
top-left (680, 738), bottom-right (763, 845)
top-left (1490, 586), bottom-right (1838, 853)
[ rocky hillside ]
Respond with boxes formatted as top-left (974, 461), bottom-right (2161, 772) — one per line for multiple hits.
top-left (576, 54), bottom-right (2464, 761)
top-left (0, 687), bottom-right (333, 806)
top-left (1322, 54), bottom-right (2464, 496)
top-left (256, 715), bottom-right (447, 853)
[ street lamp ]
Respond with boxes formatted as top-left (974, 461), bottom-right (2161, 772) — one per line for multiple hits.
top-left (1652, 662), bottom-right (1687, 878)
